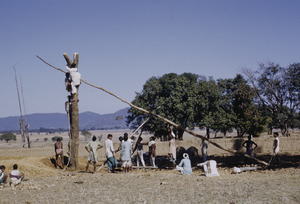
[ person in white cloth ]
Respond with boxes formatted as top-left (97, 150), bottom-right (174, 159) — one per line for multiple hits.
top-left (272, 132), bottom-right (280, 167)
top-left (9, 164), bottom-right (24, 186)
top-left (121, 133), bottom-right (133, 173)
top-left (0, 165), bottom-right (8, 186)
top-left (85, 136), bottom-right (103, 173)
top-left (168, 125), bottom-right (176, 169)
top-left (176, 153), bottom-right (192, 175)
top-left (66, 63), bottom-right (81, 94)
top-left (105, 134), bottom-right (117, 173)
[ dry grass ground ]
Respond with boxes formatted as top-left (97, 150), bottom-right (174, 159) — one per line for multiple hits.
top-left (0, 130), bottom-right (299, 203)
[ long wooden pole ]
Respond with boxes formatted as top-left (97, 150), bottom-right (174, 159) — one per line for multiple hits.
top-left (36, 55), bottom-right (269, 166)
top-left (13, 66), bottom-right (25, 148)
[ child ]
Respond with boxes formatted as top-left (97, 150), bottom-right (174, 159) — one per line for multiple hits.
top-left (0, 165), bottom-right (8, 186)
top-left (148, 137), bottom-right (157, 168)
top-left (176, 153), bottom-right (192, 175)
top-left (9, 164), bottom-right (24, 187)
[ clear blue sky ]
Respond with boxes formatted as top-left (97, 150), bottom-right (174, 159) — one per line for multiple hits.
top-left (1, 0), bottom-right (299, 118)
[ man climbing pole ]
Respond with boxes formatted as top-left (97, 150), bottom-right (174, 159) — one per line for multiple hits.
top-left (63, 53), bottom-right (81, 170)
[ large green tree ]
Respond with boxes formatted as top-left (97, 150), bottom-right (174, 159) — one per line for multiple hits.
top-left (127, 73), bottom-right (199, 140)
top-left (245, 62), bottom-right (300, 135)
top-left (195, 77), bottom-right (225, 138)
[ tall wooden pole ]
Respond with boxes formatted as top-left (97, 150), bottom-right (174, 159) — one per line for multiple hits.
top-left (63, 53), bottom-right (80, 170)
top-left (13, 67), bottom-right (25, 148)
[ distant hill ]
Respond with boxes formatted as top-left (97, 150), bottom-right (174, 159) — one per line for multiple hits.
top-left (0, 108), bottom-right (130, 132)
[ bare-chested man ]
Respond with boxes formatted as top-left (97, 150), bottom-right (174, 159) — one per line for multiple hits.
top-left (54, 137), bottom-right (64, 169)
top-left (242, 135), bottom-right (257, 165)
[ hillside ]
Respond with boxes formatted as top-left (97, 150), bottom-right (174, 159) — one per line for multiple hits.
top-left (0, 108), bottom-right (130, 132)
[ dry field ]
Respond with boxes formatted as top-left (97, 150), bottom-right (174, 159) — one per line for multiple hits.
top-left (0, 130), bottom-right (299, 204)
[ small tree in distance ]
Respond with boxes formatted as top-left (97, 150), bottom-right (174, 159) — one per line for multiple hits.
top-left (0, 132), bottom-right (17, 143)
top-left (81, 129), bottom-right (92, 141)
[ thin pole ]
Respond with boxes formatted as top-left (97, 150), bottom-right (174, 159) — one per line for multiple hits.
top-left (13, 66), bottom-right (25, 147)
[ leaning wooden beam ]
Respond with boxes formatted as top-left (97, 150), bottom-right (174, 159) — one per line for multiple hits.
top-left (36, 55), bottom-right (269, 166)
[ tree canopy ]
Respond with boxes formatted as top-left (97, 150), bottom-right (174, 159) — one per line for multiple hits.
top-left (127, 62), bottom-right (299, 139)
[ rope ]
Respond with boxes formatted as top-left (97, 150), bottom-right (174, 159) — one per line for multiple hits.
top-left (36, 55), bottom-right (270, 166)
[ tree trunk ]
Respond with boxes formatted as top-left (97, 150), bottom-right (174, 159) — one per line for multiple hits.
top-left (19, 119), bottom-right (25, 148)
top-left (64, 53), bottom-right (79, 170)
top-left (178, 128), bottom-right (184, 140)
top-left (206, 127), bottom-right (210, 139)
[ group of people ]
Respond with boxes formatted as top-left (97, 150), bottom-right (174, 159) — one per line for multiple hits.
top-left (82, 125), bottom-right (193, 175)
top-left (0, 164), bottom-right (25, 188)
top-left (54, 126), bottom-right (281, 176)
top-left (85, 133), bottom-right (158, 174)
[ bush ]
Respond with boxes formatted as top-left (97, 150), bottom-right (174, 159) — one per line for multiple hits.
top-left (0, 132), bottom-right (17, 143)
top-left (51, 136), bottom-right (63, 142)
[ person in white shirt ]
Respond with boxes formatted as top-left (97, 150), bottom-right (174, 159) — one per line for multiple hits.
top-left (65, 63), bottom-right (81, 94)
top-left (9, 164), bottom-right (24, 186)
top-left (105, 134), bottom-right (117, 173)
top-left (85, 136), bottom-right (103, 173)
top-left (176, 153), bottom-right (192, 175)
top-left (0, 165), bottom-right (8, 185)
top-left (121, 134), bottom-right (133, 173)
top-left (272, 132), bottom-right (280, 167)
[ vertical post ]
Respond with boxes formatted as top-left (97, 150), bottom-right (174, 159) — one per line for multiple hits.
top-left (64, 52), bottom-right (80, 170)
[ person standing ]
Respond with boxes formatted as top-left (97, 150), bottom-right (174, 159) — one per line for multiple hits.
top-left (85, 136), bottom-right (102, 173)
top-left (105, 134), bottom-right (117, 173)
top-left (133, 137), bottom-right (146, 168)
top-left (201, 138), bottom-right (208, 162)
top-left (148, 136), bottom-right (157, 168)
top-left (54, 137), bottom-right (64, 169)
top-left (121, 133), bottom-right (133, 173)
top-left (242, 135), bottom-right (257, 165)
top-left (272, 132), bottom-right (280, 166)
top-left (168, 125), bottom-right (176, 169)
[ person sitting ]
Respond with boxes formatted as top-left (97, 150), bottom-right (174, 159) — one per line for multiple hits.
top-left (176, 153), bottom-right (192, 175)
top-left (9, 164), bottom-right (25, 187)
top-left (0, 165), bottom-right (8, 186)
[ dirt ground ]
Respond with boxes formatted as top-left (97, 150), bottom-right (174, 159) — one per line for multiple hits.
top-left (0, 131), bottom-right (299, 203)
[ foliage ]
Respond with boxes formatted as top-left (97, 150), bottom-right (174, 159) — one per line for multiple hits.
top-left (245, 62), bottom-right (300, 135)
top-left (127, 73), bottom-right (199, 140)
top-left (51, 136), bottom-right (63, 142)
top-left (0, 132), bottom-right (17, 143)
top-left (81, 129), bottom-right (92, 141)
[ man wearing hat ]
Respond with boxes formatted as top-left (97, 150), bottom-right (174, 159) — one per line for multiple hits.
top-left (176, 153), bottom-right (192, 175)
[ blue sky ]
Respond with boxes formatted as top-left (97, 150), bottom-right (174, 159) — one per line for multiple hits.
top-left (1, 0), bottom-right (299, 118)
